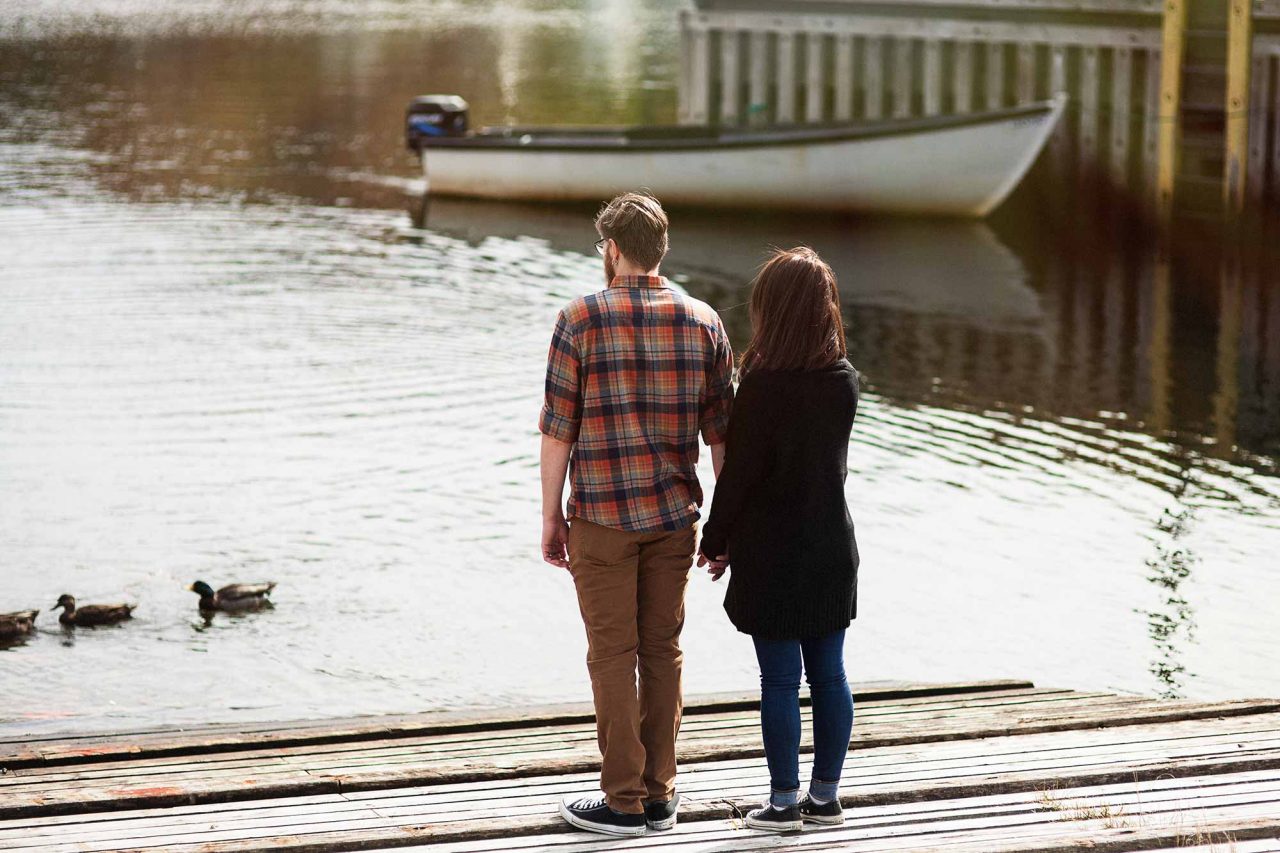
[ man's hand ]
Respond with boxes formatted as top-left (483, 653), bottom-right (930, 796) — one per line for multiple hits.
top-left (540, 434), bottom-right (574, 571)
top-left (697, 549), bottom-right (730, 581)
top-left (542, 513), bottom-right (571, 570)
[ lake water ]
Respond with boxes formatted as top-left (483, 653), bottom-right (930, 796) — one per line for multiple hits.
top-left (1, 0), bottom-right (1278, 738)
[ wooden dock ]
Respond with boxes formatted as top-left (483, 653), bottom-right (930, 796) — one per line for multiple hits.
top-left (676, 0), bottom-right (1280, 218)
top-left (2, 680), bottom-right (1280, 852)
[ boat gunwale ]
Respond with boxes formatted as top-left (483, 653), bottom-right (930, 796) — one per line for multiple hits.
top-left (414, 100), bottom-right (1059, 153)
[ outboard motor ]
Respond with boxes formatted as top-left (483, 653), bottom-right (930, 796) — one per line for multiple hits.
top-left (405, 95), bottom-right (469, 150)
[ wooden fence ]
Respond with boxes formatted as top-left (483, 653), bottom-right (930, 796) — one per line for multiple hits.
top-left (677, 0), bottom-right (1280, 212)
top-left (1244, 28), bottom-right (1280, 204)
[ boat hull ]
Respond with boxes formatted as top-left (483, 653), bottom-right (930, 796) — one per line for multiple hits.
top-left (417, 98), bottom-right (1065, 217)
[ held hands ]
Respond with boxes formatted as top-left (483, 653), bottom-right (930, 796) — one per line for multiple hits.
top-left (697, 548), bottom-right (730, 581)
top-left (542, 512), bottom-right (571, 570)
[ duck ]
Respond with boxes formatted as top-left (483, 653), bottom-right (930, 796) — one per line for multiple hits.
top-left (0, 609), bottom-right (39, 641)
top-left (189, 581), bottom-right (276, 612)
top-left (53, 595), bottom-right (135, 627)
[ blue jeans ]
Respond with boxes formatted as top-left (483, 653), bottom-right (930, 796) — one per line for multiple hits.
top-left (752, 629), bottom-right (853, 804)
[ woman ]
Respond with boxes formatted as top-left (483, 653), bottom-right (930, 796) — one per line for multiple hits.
top-left (698, 246), bottom-right (859, 832)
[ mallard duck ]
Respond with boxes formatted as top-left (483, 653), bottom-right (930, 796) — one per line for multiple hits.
top-left (189, 581), bottom-right (276, 612)
top-left (54, 595), bottom-right (135, 627)
top-left (0, 610), bottom-right (39, 641)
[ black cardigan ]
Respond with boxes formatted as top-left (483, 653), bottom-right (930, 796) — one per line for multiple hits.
top-left (700, 359), bottom-right (860, 640)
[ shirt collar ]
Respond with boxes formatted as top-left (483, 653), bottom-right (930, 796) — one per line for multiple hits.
top-left (609, 275), bottom-right (668, 290)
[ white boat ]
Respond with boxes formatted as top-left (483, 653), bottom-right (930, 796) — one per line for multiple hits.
top-left (406, 94), bottom-right (1067, 218)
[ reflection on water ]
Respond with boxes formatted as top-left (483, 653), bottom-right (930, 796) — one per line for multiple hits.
top-left (1141, 503), bottom-right (1199, 699)
top-left (1, 0), bottom-right (1278, 736)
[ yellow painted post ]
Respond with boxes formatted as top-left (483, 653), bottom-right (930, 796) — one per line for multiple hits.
top-left (1156, 0), bottom-right (1188, 227)
top-left (1224, 0), bottom-right (1255, 218)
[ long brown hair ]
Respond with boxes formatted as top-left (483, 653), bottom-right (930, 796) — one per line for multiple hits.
top-left (739, 246), bottom-right (847, 376)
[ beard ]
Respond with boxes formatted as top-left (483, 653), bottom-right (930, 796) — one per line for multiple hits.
top-left (603, 250), bottom-right (615, 284)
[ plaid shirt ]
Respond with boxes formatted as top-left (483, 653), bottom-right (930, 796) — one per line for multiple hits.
top-left (540, 275), bottom-right (735, 532)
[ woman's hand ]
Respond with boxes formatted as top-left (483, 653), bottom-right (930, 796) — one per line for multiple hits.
top-left (697, 549), bottom-right (730, 581)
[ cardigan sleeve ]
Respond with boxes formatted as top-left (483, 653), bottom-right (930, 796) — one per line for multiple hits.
top-left (699, 373), bottom-right (772, 558)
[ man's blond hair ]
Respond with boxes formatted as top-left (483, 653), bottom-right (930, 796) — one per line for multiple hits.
top-left (594, 192), bottom-right (669, 272)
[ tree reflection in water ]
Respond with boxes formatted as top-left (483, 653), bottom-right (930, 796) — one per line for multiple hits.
top-left (1140, 501), bottom-right (1199, 699)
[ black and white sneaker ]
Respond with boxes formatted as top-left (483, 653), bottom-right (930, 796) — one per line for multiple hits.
top-left (644, 792), bottom-right (680, 831)
top-left (798, 794), bottom-right (844, 825)
top-left (744, 802), bottom-right (803, 832)
top-left (558, 793), bottom-right (647, 837)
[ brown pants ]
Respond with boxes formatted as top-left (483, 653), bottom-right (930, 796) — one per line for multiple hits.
top-left (568, 517), bottom-right (696, 815)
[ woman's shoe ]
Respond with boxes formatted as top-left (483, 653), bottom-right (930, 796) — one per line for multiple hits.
top-left (745, 803), bottom-right (804, 832)
top-left (798, 794), bottom-right (844, 825)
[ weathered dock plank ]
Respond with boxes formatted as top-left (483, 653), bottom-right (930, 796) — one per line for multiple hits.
top-left (4, 712), bottom-right (1280, 850)
top-left (16, 769), bottom-right (1280, 852)
top-left (0, 680), bottom-right (1032, 769)
top-left (5, 692), bottom-right (1278, 820)
top-left (2, 682), bottom-right (1278, 853)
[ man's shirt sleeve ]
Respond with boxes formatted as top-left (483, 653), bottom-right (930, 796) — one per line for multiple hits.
top-left (699, 318), bottom-right (735, 445)
top-left (539, 310), bottom-right (582, 443)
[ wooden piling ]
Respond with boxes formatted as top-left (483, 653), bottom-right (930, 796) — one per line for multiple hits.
top-left (1225, 0), bottom-right (1256, 216)
top-left (1156, 0), bottom-right (1188, 226)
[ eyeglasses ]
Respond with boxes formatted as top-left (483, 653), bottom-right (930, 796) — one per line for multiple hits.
top-left (594, 238), bottom-right (608, 256)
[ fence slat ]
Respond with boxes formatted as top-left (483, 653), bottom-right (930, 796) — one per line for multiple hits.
top-left (807, 32), bottom-right (826, 122)
top-left (1273, 56), bottom-right (1280, 198)
top-left (1143, 47), bottom-right (1162, 203)
top-left (1048, 44), bottom-right (1069, 178)
top-left (1017, 42), bottom-right (1036, 102)
top-left (864, 36), bottom-right (884, 119)
top-left (924, 38), bottom-right (943, 114)
top-left (689, 26), bottom-right (711, 125)
top-left (696, 26), bottom-right (716, 124)
top-left (1246, 54), bottom-right (1269, 202)
top-left (721, 29), bottom-right (741, 125)
top-left (748, 30), bottom-right (769, 126)
top-left (893, 37), bottom-right (914, 117)
top-left (1111, 46), bottom-right (1133, 188)
top-left (835, 33), bottom-right (855, 120)
top-left (1080, 45), bottom-right (1101, 181)
top-left (677, 14), bottom-right (693, 124)
top-left (777, 31), bottom-right (796, 123)
top-left (954, 40), bottom-right (973, 113)
top-left (986, 42), bottom-right (1006, 108)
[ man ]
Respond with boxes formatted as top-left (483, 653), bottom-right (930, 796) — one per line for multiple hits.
top-left (539, 192), bottom-right (735, 836)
